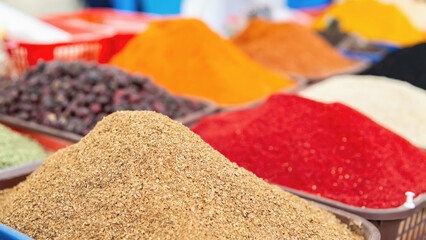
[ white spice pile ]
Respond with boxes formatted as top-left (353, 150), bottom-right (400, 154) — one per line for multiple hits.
top-left (0, 111), bottom-right (363, 239)
top-left (300, 75), bottom-right (426, 148)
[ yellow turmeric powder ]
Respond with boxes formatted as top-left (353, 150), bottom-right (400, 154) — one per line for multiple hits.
top-left (109, 19), bottom-right (295, 105)
top-left (313, 0), bottom-right (425, 46)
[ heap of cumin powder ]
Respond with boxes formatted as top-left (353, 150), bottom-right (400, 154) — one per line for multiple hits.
top-left (0, 111), bottom-right (362, 239)
top-left (233, 19), bottom-right (355, 78)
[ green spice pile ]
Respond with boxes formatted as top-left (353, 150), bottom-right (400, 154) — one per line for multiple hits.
top-left (0, 124), bottom-right (47, 170)
top-left (0, 111), bottom-right (362, 239)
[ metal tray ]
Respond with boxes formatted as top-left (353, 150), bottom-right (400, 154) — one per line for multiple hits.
top-left (279, 186), bottom-right (425, 240)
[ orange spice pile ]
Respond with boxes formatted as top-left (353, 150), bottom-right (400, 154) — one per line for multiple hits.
top-left (109, 19), bottom-right (295, 105)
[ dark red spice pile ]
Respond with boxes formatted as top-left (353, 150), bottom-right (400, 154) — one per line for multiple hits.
top-left (192, 95), bottom-right (426, 209)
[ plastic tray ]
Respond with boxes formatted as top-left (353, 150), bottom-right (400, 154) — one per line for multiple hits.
top-left (0, 199), bottom-right (379, 240)
top-left (0, 223), bottom-right (33, 240)
top-left (279, 186), bottom-right (425, 240)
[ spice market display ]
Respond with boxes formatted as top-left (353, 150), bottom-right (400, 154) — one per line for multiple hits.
top-left (0, 111), bottom-right (363, 240)
top-left (1, 0), bottom-right (426, 239)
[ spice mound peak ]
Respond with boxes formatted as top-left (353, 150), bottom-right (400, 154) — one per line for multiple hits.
top-left (0, 111), bottom-right (362, 239)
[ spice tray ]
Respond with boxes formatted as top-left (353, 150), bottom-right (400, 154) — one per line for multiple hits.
top-left (0, 200), bottom-right (379, 240)
top-left (0, 102), bottom-right (217, 143)
top-left (279, 186), bottom-right (425, 240)
top-left (314, 202), bottom-right (380, 240)
top-left (0, 124), bottom-right (74, 190)
top-left (0, 114), bottom-right (82, 143)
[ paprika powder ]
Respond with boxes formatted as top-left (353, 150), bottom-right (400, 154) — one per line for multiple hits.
top-left (192, 94), bottom-right (426, 209)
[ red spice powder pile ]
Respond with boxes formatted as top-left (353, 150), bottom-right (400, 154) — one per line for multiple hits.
top-left (192, 95), bottom-right (426, 209)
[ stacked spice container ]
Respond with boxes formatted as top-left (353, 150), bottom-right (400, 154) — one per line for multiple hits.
top-left (1, 3), bottom-right (424, 239)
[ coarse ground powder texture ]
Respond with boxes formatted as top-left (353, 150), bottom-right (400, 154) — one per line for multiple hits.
top-left (0, 111), bottom-right (362, 239)
top-left (192, 95), bottom-right (426, 209)
top-left (233, 19), bottom-right (355, 78)
top-left (110, 19), bottom-right (295, 105)
top-left (300, 75), bottom-right (426, 148)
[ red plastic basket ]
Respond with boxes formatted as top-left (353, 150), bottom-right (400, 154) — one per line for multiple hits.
top-left (42, 8), bottom-right (157, 53)
top-left (3, 8), bottom-right (156, 74)
top-left (4, 34), bottom-right (114, 74)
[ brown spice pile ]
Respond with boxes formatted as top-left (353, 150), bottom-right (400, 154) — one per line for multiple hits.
top-left (233, 19), bottom-right (355, 78)
top-left (0, 111), bottom-right (363, 239)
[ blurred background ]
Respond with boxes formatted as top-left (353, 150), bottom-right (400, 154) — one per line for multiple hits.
top-left (0, 2), bottom-right (425, 239)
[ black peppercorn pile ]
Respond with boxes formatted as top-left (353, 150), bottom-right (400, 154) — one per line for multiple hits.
top-left (0, 61), bottom-right (209, 135)
top-left (360, 43), bottom-right (426, 90)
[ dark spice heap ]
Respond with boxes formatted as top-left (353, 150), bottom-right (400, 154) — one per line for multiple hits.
top-left (361, 43), bottom-right (426, 90)
top-left (0, 61), bottom-right (208, 135)
top-left (0, 111), bottom-right (362, 239)
top-left (192, 95), bottom-right (426, 209)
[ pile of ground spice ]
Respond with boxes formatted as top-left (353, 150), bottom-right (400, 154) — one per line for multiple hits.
top-left (0, 123), bottom-right (47, 170)
top-left (360, 43), bottom-right (426, 91)
top-left (0, 111), bottom-right (362, 239)
top-left (192, 95), bottom-right (426, 209)
top-left (299, 75), bottom-right (426, 148)
top-left (109, 19), bottom-right (295, 105)
top-left (313, 0), bottom-right (425, 46)
top-left (232, 19), bottom-right (355, 78)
